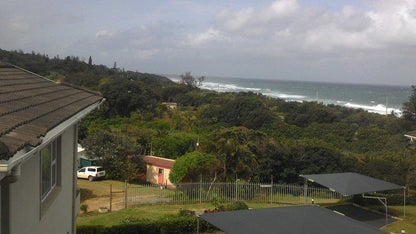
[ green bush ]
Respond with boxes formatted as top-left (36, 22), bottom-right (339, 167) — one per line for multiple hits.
top-left (178, 209), bottom-right (195, 217)
top-left (77, 216), bottom-right (216, 234)
top-left (224, 201), bottom-right (249, 211)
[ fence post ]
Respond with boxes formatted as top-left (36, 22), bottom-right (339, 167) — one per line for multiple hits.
top-left (304, 178), bottom-right (308, 204)
top-left (235, 180), bottom-right (238, 201)
top-left (110, 184), bottom-right (112, 212)
top-left (199, 174), bottom-right (202, 204)
top-left (270, 175), bottom-right (273, 204)
top-left (124, 180), bottom-right (128, 209)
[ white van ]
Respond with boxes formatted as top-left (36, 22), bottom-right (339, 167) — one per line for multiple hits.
top-left (77, 166), bottom-right (106, 181)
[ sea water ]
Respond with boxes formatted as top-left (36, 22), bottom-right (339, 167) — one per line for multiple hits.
top-left (168, 75), bottom-right (411, 116)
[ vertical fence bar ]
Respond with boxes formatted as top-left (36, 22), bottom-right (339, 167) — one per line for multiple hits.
top-left (120, 181), bottom-right (343, 207)
top-left (109, 184), bottom-right (112, 212)
top-left (124, 180), bottom-right (128, 209)
top-left (304, 180), bottom-right (307, 204)
top-left (199, 177), bottom-right (202, 204)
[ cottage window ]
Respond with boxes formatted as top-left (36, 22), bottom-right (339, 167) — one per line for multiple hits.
top-left (41, 138), bottom-right (61, 201)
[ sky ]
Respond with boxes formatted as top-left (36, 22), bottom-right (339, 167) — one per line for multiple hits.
top-left (1, 0), bottom-right (416, 86)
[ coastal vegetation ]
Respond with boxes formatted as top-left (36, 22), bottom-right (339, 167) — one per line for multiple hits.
top-left (1, 49), bottom-right (416, 188)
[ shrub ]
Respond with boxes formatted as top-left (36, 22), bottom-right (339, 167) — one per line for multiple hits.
top-left (77, 216), bottom-right (216, 234)
top-left (178, 209), bottom-right (195, 217)
top-left (224, 201), bottom-right (249, 211)
top-left (80, 204), bottom-right (88, 214)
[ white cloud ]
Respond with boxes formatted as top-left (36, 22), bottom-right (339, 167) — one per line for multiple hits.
top-left (216, 8), bottom-right (254, 31)
top-left (1, 0), bottom-right (416, 85)
top-left (269, 0), bottom-right (299, 17)
top-left (95, 30), bottom-right (115, 38)
top-left (187, 27), bottom-right (224, 47)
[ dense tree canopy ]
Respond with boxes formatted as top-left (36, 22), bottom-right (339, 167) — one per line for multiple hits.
top-left (2, 48), bottom-right (416, 187)
top-left (169, 151), bottom-right (216, 183)
top-left (403, 85), bottom-right (416, 121)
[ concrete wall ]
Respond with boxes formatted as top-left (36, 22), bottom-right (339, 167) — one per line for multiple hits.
top-left (8, 125), bottom-right (76, 234)
top-left (146, 165), bottom-right (173, 186)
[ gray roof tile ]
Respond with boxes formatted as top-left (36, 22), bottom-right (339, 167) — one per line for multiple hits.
top-left (0, 63), bottom-right (103, 159)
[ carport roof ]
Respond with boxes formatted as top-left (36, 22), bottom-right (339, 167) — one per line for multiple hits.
top-left (200, 205), bottom-right (387, 234)
top-left (300, 172), bottom-right (403, 196)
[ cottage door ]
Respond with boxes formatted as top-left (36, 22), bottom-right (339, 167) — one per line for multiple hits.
top-left (158, 168), bottom-right (164, 185)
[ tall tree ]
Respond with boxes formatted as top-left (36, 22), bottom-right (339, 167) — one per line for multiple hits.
top-left (88, 56), bottom-right (92, 66)
top-left (403, 85), bottom-right (416, 121)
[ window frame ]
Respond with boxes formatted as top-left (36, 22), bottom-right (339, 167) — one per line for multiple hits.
top-left (40, 137), bottom-right (61, 202)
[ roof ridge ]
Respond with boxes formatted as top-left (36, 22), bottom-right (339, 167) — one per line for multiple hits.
top-left (144, 155), bottom-right (176, 161)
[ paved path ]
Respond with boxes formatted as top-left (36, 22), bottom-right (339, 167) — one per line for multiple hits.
top-left (326, 204), bottom-right (397, 228)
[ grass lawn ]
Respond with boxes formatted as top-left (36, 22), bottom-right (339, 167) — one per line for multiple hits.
top-left (78, 179), bottom-right (126, 197)
top-left (78, 179), bottom-right (416, 233)
top-left (78, 179), bottom-right (176, 197)
top-left (381, 205), bottom-right (416, 234)
top-left (77, 202), bottom-right (282, 227)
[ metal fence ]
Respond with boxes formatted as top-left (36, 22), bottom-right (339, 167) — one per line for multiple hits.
top-left (118, 181), bottom-right (344, 209)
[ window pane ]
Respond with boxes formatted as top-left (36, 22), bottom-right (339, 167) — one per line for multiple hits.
top-left (52, 163), bottom-right (56, 187)
top-left (41, 147), bottom-right (51, 198)
top-left (51, 141), bottom-right (57, 161)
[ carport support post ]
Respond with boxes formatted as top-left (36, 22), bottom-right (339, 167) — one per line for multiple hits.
top-left (304, 178), bottom-right (308, 204)
top-left (196, 215), bottom-right (200, 234)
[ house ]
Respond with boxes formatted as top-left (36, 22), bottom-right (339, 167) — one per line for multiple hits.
top-left (76, 144), bottom-right (98, 168)
top-left (0, 63), bottom-right (103, 234)
top-left (404, 131), bottom-right (416, 143)
top-left (143, 156), bottom-right (175, 187)
top-left (161, 102), bottom-right (177, 110)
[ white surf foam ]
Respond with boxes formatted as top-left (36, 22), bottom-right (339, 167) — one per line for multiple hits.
top-left (344, 103), bottom-right (401, 116)
top-left (168, 77), bottom-right (402, 116)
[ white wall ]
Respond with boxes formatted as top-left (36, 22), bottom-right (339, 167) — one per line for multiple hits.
top-left (8, 125), bottom-right (76, 234)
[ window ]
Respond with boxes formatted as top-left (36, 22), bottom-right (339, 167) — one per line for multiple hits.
top-left (158, 169), bottom-right (164, 174)
top-left (88, 168), bottom-right (95, 172)
top-left (41, 138), bottom-right (60, 201)
top-left (79, 168), bottom-right (85, 172)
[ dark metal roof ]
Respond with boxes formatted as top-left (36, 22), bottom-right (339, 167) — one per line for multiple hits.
top-left (300, 172), bottom-right (403, 196)
top-left (0, 63), bottom-right (103, 160)
top-left (200, 205), bottom-right (387, 234)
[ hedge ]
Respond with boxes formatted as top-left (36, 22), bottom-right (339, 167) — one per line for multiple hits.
top-left (77, 216), bottom-right (216, 234)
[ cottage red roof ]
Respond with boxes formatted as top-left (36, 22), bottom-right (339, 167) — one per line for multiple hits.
top-left (0, 62), bottom-right (103, 160)
top-left (143, 156), bottom-right (175, 169)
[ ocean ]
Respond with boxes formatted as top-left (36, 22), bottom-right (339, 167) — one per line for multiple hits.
top-left (168, 75), bottom-right (412, 116)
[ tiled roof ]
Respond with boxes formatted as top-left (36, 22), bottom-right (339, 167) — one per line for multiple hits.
top-left (143, 156), bottom-right (175, 169)
top-left (0, 62), bottom-right (103, 160)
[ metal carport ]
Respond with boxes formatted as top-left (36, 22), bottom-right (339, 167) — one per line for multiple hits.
top-left (300, 172), bottom-right (405, 224)
top-left (200, 205), bottom-right (387, 234)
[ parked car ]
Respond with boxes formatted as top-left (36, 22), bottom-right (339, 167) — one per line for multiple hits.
top-left (77, 166), bottom-right (105, 181)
